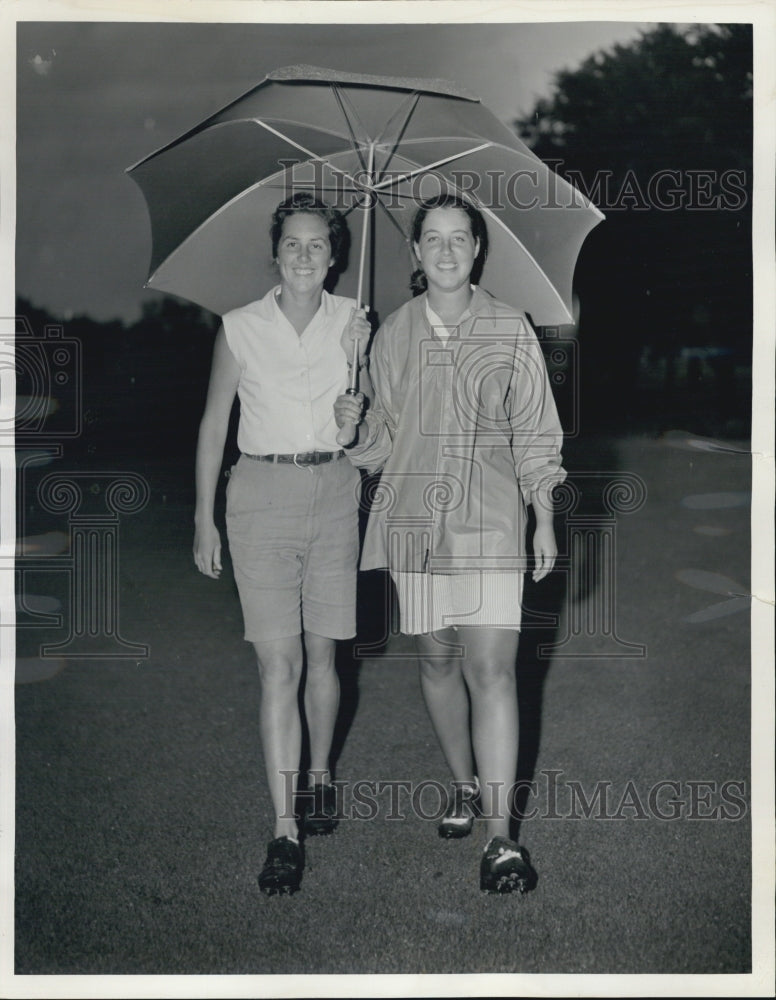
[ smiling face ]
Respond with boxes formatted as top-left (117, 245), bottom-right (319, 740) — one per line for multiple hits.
top-left (413, 207), bottom-right (480, 295)
top-left (276, 212), bottom-right (334, 295)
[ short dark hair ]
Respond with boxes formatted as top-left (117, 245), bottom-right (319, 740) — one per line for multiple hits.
top-left (410, 193), bottom-right (489, 296)
top-left (270, 192), bottom-right (350, 272)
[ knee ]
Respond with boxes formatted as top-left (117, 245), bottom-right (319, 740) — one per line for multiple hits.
top-left (305, 655), bottom-right (337, 682)
top-left (256, 653), bottom-right (303, 692)
top-left (462, 656), bottom-right (515, 695)
top-left (304, 635), bottom-right (337, 678)
top-left (419, 655), bottom-right (460, 683)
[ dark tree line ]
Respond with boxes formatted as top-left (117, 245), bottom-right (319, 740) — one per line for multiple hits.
top-left (16, 295), bottom-right (221, 464)
top-left (514, 23), bottom-right (752, 434)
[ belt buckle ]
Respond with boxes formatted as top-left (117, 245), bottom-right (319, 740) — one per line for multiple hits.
top-left (293, 452), bottom-right (314, 470)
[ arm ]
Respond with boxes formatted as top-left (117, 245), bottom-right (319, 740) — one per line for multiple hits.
top-left (340, 305), bottom-right (374, 406)
top-left (529, 483), bottom-right (558, 582)
top-left (508, 324), bottom-right (566, 582)
top-left (358, 364), bottom-right (374, 405)
top-left (340, 306), bottom-right (371, 371)
top-left (193, 325), bottom-right (240, 579)
top-left (336, 306), bottom-right (374, 446)
top-left (334, 320), bottom-right (396, 473)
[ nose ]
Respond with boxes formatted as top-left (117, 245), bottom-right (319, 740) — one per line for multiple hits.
top-left (298, 243), bottom-right (311, 261)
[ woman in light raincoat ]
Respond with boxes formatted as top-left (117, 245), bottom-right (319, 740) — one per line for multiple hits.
top-left (336, 194), bottom-right (565, 894)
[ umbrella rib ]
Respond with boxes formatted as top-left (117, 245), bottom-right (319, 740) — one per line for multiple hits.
top-left (374, 92), bottom-right (421, 182)
top-left (331, 85), bottom-right (369, 173)
top-left (375, 196), bottom-right (410, 240)
top-left (252, 118), bottom-right (366, 191)
top-left (371, 142), bottom-right (493, 192)
top-left (374, 90), bottom-right (420, 146)
top-left (339, 189), bottom-right (406, 244)
top-left (391, 136), bottom-right (606, 218)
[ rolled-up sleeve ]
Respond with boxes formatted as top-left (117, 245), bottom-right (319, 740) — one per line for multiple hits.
top-left (508, 329), bottom-right (567, 503)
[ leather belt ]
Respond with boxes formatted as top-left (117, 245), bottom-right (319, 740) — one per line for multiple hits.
top-left (242, 450), bottom-right (345, 467)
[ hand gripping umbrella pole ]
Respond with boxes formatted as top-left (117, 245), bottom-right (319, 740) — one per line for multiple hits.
top-left (336, 142), bottom-right (375, 448)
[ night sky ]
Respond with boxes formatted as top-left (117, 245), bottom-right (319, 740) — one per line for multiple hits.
top-left (12, 17), bottom-right (653, 323)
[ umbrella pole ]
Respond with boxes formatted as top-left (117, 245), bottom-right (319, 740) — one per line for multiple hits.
top-left (337, 143), bottom-right (374, 447)
top-left (350, 141), bottom-right (375, 385)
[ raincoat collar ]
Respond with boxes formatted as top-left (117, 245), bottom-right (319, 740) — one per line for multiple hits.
top-left (415, 284), bottom-right (498, 337)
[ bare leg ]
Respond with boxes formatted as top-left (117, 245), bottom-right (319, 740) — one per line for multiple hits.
top-left (415, 629), bottom-right (476, 785)
top-left (302, 631), bottom-right (340, 785)
top-left (457, 626), bottom-right (521, 840)
top-left (252, 635), bottom-right (304, 840)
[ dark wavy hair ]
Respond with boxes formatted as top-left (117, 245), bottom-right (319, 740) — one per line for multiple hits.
top-left (410, 193), bottom-right (489, 296)
top-left (270, 192), bottom-right (350, 273)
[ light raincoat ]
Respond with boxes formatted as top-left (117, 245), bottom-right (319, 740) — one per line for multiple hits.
top-left (348, 287), bottom-right (567, 574)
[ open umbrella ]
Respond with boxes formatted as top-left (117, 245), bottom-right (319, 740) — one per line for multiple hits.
top-left (127, 64), bottom-right (604, 331)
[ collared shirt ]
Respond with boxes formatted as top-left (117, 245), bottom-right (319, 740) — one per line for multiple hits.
top-left (223, 286), bottom-right (356, 454)
top-left (348, 286), bottom-right (567, 573)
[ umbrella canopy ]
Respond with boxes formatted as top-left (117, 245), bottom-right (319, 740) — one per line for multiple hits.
top-left (127, 64), bottom-right (604, 326)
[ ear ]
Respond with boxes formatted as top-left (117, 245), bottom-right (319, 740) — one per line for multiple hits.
top-left (473, 237), bottom-right (481, 259)
top-left (412, 241), bottom-right (421, 263)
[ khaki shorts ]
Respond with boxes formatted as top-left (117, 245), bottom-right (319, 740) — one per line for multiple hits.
top-left (226, 454), bottom-right (361, 642)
